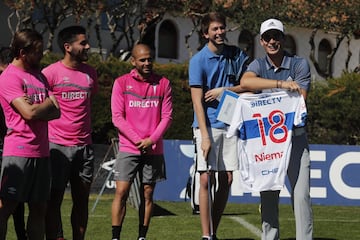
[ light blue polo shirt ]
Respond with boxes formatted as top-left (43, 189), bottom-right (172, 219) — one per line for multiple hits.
top-left (189, 44), bottom-right (248, 128)
top-left (247, 53), bottom-right (311, 92)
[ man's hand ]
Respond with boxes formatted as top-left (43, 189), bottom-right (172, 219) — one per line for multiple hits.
top-left (281, 81), bottom-right (301, 92)
top-left (136, 138), bottom-right (153, 154)
top-left (201, 138), bottom-right (211, 161)
top-left (204, 87), bottom-right (224, 102)
top-left (23, 95), bottom-right (32, 104)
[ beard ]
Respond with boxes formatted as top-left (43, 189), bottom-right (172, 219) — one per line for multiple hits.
top-left (29, 62), bottom-right (40, 70)
top-left (26, 58), bottom-right (41, 70)
top-left (73, 50), bottom-right (89, 62)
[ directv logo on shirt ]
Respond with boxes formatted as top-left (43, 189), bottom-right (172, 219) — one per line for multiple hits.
top-left (250, 96), bottom-right (282, 108)
top-left (30, 92), bottom-right (46, 103)
top-left (129, 100), bottom-right (159, 108)
top-left (62, 91), bottom-right (90, 100)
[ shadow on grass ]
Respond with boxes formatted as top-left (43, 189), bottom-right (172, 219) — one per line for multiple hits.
top-left (152, 203), bottom-right (176, 216)
top-left (222, 212), bottom-right (252, 216)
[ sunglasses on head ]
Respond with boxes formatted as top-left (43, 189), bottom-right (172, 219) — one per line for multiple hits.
top-left (261, 31), bottom-right (284, 42)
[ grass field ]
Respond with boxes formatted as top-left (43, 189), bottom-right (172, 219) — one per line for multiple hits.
top-left (5, 193), bottom-right (360, 240)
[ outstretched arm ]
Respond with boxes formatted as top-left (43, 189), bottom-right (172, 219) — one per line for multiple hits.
top-left (204, 84), bottom-right (249, 102)
top-left (240, 71), bottom-right (304, 97)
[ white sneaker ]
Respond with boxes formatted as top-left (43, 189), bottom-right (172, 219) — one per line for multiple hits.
top-left (138, 238), bottom-right (146, 240)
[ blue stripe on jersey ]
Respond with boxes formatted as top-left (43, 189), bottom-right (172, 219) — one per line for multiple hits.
top-left (239, 112), bottom-right (295, 140)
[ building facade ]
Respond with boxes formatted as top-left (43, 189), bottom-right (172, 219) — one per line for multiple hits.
top-left (1, 2), bottom-right (359, 80)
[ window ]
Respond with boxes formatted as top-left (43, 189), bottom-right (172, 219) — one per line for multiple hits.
top-left (158, 20), bottom-right (178, 59)
top-left (284, 35), bottom-right (296, 55)
top-left (238, 30), bottom-right (254, 61)
top-left (318, 39), bottom-right (332, 72)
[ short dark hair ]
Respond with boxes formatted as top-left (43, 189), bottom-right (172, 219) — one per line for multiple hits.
top-left (0, 47), bottom-right (14, 65)
top-left (11, 29), bottom-right (43, 58)
top-left (57, 25), bottom-right (86, 53)
top-left (201, 12), bottom-right (226, 35)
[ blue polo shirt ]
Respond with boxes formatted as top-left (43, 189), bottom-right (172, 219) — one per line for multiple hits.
top-left (189, 44), bottom-right (248, 128)
top-left (247, 53), bottom-right (311, 92)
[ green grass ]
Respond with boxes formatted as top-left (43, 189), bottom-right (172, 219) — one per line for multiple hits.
top-left (5, 194), bottom-right (360, 240)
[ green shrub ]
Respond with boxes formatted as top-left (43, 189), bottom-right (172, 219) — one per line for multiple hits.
top-left (42, 52), bottom-right (360, 145)
top-left (42, 52), bottom-right (193, 144)
top-left (307, 72), bottom-right (360, 145)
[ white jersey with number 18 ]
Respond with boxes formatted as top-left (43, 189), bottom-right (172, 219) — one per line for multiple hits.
top-left (227, 91), bottom-right (307, 192)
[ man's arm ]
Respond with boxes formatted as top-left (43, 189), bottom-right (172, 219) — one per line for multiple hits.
top-left (11, 96), bottom-right (60, 121)
top-left (240, 71), bottom-right (304, 97)
top-left (139, 80), bottom-right (173, 152)
top-left (191, 87), bottom-right (211, 160)
top-left (148, 80), bottom-right (173, 144)
top-left (204, 84), bottom-right (249, 102)
top-left (111, 78), bottom-right (142, 144)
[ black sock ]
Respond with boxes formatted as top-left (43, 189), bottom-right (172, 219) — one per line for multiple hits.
top-left (138, 224), bottom-right (148, 238)
top-left (112, 225), bottom-right (122, 239)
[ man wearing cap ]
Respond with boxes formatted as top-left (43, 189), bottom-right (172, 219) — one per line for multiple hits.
top-left (239, 19), bottom-right (313, 240)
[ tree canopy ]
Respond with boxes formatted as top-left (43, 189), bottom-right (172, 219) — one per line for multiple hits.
top-left (4, 0), bottom-right (360, 76)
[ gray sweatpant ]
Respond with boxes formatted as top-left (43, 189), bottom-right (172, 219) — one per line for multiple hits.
top-left (260, 130), bottom-right (313, 240)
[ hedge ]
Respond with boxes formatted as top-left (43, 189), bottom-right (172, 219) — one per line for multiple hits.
top-left (41, 53), bottom-right (360, 145)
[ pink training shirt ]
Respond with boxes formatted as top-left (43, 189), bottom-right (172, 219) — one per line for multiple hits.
top-left (0, 64), bottom-right (51, 157)
top-left (111, 69), bottom-right (173, 154)
top-left (42, 61), bottom-right (98, 146)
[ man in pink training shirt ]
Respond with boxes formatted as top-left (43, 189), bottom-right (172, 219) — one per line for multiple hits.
top-left (0, 46), bottom-right (27, 240)
top-left (0, 29), bottom-right (60, 240)
top-left (111, 43), bottom-right (172, 240)
top-left (42, 25), bottom-right (98, 240)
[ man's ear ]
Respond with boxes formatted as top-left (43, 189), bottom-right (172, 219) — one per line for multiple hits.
top-left (64, 42), bottom-right (72, 52)
top-left (18, 49), bottom-right (27, 59)
top-left (130, 56), bottom-right (136, 66)
top-left (260, 38), bottom-right (265, 47)
top-left (203, 32), bottom-right (209, 40)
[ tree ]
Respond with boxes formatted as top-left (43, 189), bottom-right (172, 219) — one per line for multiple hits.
top-left (4, 0), bottom-right (100, 52)
top-left (176, 0), bottom-right (360, 78)
top-left (99, 0), bottom-right (182, 56)
top-left (5, 0), bottom-right (360, 70)
top-left (177, 0), bottom-right (291, 57)
top-left (284, 0), bottom-right (360, 77)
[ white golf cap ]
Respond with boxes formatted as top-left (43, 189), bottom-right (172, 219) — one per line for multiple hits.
top-left (260, 19), bottom-right (284, 35)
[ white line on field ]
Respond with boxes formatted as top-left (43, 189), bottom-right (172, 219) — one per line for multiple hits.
top-left (227, 216), bottom-right (262, 238)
